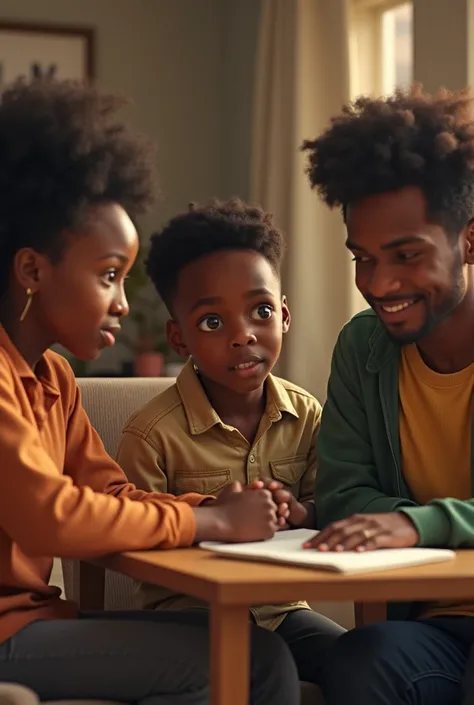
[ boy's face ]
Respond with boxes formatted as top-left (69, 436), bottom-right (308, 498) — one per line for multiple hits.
top-left (167, 249), bottom-right (290, 394)
top-left (346, 185), bottom-right (470, 344)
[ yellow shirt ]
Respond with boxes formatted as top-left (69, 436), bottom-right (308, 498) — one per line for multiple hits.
top-left (117, 358), bottom-right (321, 630)
top-left (399, 343), bottom-right (474, 617)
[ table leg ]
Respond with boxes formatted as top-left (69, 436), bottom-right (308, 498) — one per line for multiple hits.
top-left (354, 601), bottom-right (387, 626)
top-left (79, 560), bottom-right (105, 610)
top-left (210, 604), bottom-right (250, 705)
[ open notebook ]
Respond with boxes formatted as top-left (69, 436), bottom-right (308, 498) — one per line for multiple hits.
top-left (200, 529), bottom-right (455, 574)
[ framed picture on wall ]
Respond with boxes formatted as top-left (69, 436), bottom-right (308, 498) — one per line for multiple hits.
top-left (0, 21), bottom-right (95, 86)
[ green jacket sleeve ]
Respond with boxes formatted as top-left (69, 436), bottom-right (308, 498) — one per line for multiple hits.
top-left (315, 327), bottom-right (417, 529)
top-left (400, 501), bottom-right (474, 547)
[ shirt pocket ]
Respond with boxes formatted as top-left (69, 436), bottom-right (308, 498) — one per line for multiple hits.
top-left (173, 469), bottom-right (232, 496)
top-left (269, 455), bottom-right (307, 493)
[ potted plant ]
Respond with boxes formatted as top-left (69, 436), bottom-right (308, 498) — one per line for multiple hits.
top-left (127, 289), bottom-right (169, 377)
top-left (120, 254), bottom-right (172, 377)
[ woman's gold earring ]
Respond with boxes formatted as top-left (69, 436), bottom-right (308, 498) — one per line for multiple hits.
top-left (19, 288), bottom-right (34, 322)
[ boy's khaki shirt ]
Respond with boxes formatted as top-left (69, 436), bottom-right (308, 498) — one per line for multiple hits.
top-left (117, 359), bottom-right (321, 630)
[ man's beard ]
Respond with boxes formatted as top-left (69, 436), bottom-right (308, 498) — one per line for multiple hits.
top-left (368, 255), bottom-right (466, 345)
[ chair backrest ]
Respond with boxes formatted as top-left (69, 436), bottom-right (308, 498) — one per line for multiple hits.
top-left (61, 376), bottom-right (174, 609)
top-left (77, 377), bottom-right (174, 457)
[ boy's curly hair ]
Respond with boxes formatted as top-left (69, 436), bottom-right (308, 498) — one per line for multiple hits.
top-left (302, 85), bottom-right (474, 236)
top-left (146, 197), bottom-right (284, 312)
top-left (0, 79), bottom-right (156, 291)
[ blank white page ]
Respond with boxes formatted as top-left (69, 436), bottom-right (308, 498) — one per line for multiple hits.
top-left (200, 529), bottom-right (455, 574)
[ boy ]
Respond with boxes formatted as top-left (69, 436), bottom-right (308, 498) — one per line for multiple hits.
top-left (117, 198), bottom-right (345, 687)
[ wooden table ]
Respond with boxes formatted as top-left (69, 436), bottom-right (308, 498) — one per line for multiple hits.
top-left (96, 548), bottom-right (474, 705)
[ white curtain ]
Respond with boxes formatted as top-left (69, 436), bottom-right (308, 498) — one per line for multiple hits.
top-left (251, 0), bottom-right (354, 401)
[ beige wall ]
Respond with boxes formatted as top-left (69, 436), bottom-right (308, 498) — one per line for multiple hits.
top-left (1, 0), bottom-right (261, 372)
top-left (414, 0), bottom-right (474, 92)
top-left (219, 0), bottom-right (261, 199)
top-left (1, 0), bottom-right (260, 235)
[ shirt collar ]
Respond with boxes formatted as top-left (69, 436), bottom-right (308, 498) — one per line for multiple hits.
top-left (0, 324), bottom-right (60, 397)
top-left (365, 315), bottom-right (400, 373)
top-left (265, 373), bottom-right (299, 421)
top-left (176, 358), bottom-right (298, 436)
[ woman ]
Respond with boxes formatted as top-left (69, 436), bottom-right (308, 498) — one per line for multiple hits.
top-left (0, 80), bottom-right (299, 705)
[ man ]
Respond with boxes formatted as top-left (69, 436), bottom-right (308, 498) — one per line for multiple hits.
top-left (302, 86), bottom-right (474, 704)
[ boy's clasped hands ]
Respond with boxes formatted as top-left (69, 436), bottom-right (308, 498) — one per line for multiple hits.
top-left (203, 478), bottom-right (309, 542)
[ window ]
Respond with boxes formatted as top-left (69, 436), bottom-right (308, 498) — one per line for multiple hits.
top-left (381, 3), bottom-right (413, 93)
top-left (349, 0), bottom-right (413, 315)
top-left (349, 0), bottom-right (413, 98)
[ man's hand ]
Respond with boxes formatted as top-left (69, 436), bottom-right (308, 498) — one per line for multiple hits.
top-left (303, 512), bottom-right (420, 551)
top-left (249, 479), bottom-right (308, 528)
top-left (194, 481), bottom-right (279, 543)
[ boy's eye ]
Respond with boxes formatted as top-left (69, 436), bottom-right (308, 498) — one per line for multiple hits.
top-left (250, 304), bottom-right (273, 320)
top-left (198, 315), bottom-right (223, 332)
top-left (101, 269), bottom-right (118, 285)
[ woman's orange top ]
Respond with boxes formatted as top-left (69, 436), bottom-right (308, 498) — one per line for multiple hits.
top-left (0, 325), bottom-right (204, 644)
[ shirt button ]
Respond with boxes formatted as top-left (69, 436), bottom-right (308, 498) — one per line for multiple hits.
top-left (249, 454), bottom-right (256, 463)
